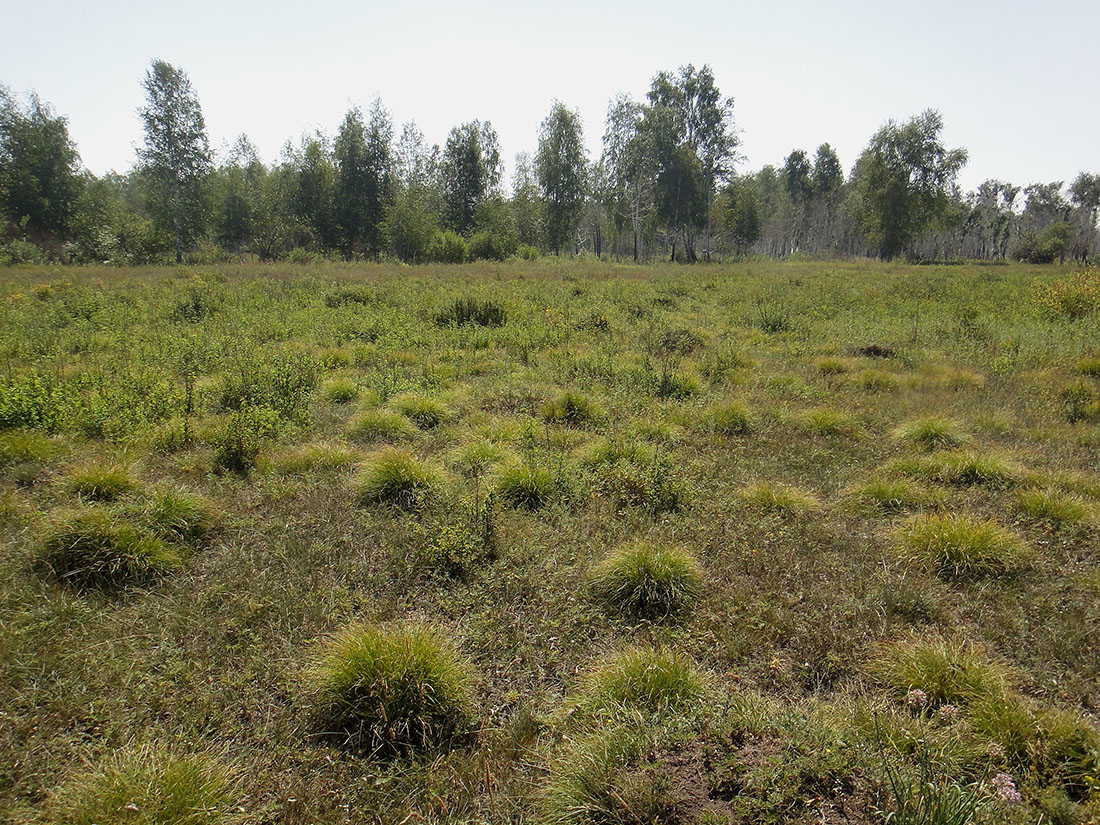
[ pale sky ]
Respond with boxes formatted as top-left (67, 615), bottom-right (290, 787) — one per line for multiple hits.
top-left (3, 0), bottom-right (1097, 194)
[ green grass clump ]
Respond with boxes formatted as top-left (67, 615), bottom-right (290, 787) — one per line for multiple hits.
top-left (0, 428), bottom-right (59, 467)
top-left (542, 391), bottom-right (600, 426)
top-left (43, 745), bottom-right (248, 825)
top-left (348, 408), bottom-right (418, 443)
top-left (739, 481), bottom-right (819, 515)
top-left (136, 487), bottom-right (219, 544)
top-left (307, 622), bottom-right (476, 755)
top-left (576, 646), bottom-right (706, 718)
top-left (858, 369), bottom-right (900, 392)
top-left (495, 463), bottom-right (557, 510)
top-left (1059, 378), bottom-right (1100, 423)
top-left (1076, 356), bottom-right (1100, 376)
top-left (354, 448), bottom-right (440, 508)
top-left (815, 356), bottom-right (850, 376)
top-left (65, 465), bottom-right (138, 502)
top-left (799, 407), bottom-right (861, 437)
top-left (447, 439), bottom-right (515, 475)
top-left (1011, 489), bottom-right (1090, 527)
top-left (540, 727), bottom-right (680, 825)
top-left (893, 416), bottom-right (969, 451)
top-left (589, 543), bottom-right (702, 619)
top-left (321, 376), bottom-right (358, 403)
top-left (270, 442), bottom-right (359, 474)
top-left (391, 393), bottom-right (448, 430)
top-left (434, 296), bottom-right (507, 327)
top-left (702, 400), bottom-right (752, 435)
top-left (889, 449), bottom-right (1024, 488)
top-left (895, 513), bottom-right (1035, 579)
top-left (847, 477), bottom-right (944, 512)
top-left (37, 509), bottom-right (183, 590)
top-left (869, 636), bottom-right (1012, 707)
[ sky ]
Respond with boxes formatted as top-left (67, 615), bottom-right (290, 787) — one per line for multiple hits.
top-left (3, 0), bottom-right (1097, 195)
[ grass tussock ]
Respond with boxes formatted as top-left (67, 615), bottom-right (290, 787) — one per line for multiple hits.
top-left (895, 513), bottom-right (1035, 579)
top-left (887, 449), bottom-right (1025, 488)
top-left (541, 391), bottom-right (601, 426)
top-left (847, 477), bottom-right (945, 513)
top-left (1012, 488), bottom-right (1091, 527)
top-left (857, 369), bottom-right (900, 392)
top-left (738, 481), bottom-right (820, 515)
top-left (321, 376), bottom-right (358, 403)
top-left (64, 465), bottom-right (138, 502)
top-left (701, 400), bottom-right (753, 435)
top-left (37, 508), bottom-right (183, 590)
top-left (270, 442), bottom-right (359, 474)
top-left (893, 416), bottom-right (969, 451)
top-left (589, 543), bottom-right (702, 620)
top-left (575, 646), bottom-right (706, 718)
top-left (798, 407), bottom-right (861, 437)
top-left (869, 636), bottom-right (1013, 707)
top-left (43, 744), bottom-right (249, 825)
top-left (1076, 356), bottom-right (1100, 376)
top-left (495, 463), bottom-right (558, 510)
top-left (0, 428), bottom-right (60, 467)
top-left (306, 622), bottom-right (476, 755)
top-left (391, 393), bottom-right (449, 430)
top-left (135, 487), bottom-right (220, 544)
top-left (354, 448), bottom-right (440, 508)
top-left (815, 356), bottom-right (850, 376)
top-left (348, 408), bottom-right (418, 444)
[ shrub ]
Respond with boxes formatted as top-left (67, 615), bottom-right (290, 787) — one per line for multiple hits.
top-left (589, 543), bottom-right (702, 619)
top-left (348, 408), bottom-right (418, 444)
top-left (323, 286), bottom-right (373, 308)
top-left (42, 744), bottom-right (248, 825)
top-left (541, 391), bottom-right (599, 426)
top-left (211, 405), bottom-right (279, 475)
top-left (653, 327), bottom-right (704, 357)
top-left (589, 451), bottom-right (687, 515)
top-left (1011, 489), bottom-right (1090, 527)
top-left (739, 481), bottom-right (819, 515)
top-left (391, 393), bottom-right (448, 429)
top-left (799, 407), bottom-right (861, 437)
top-left (869, 636), bottom-right (1012, 707)
top-left (318, 348), bottom-right (353, 368)
top-left (702, 400), bottom-right (752, 435)
top-left (893, 416), bottom-right (969, 451)
top-left (64, 465), bottom-right (138, 502)
top-left (271, 442), bottom-right (359, 474)
top-left (135, 487), bottom-right (219, 544)
top-left (433, 296), bottom-right (507, 327)
top-left (848, 478), bottom-right (944, 512)
top-left (468, 230), bottom-right (516, 261)
top-left (1059, 379), bottom-right (1100, 423)
top-left (895, 513), bottom-right (1035, 579)
top-left (755, 298), bottom-right (793, 333)
top-left (322, 377), bottom-right (358, 403)
top-left (354, 448), bottom-right (439, 507)
top-left (429, 230), bottom-right (469, 264)
top-left (306, 622), bottom-right (476, 755)
top-left (1033, 269), bottom-right (1100, 319)
top-left (575, 646), bottom-right (706, 717)
top-left (516, 243), bottom-right (540, 261)
top-left (496, 463), bottom-right (557, 510)
top-left (37, 509), bottom-right (183, 590)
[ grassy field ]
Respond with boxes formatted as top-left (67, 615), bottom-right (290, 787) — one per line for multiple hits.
top-left (1, 258), bottom-right (1099, 824)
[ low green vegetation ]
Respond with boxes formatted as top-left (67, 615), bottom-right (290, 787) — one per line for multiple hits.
top-left (3, 259), bottom-right (1100, 824)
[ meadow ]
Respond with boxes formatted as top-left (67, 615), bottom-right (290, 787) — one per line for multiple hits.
top-left (1, 258), bottom-right (1099, 824)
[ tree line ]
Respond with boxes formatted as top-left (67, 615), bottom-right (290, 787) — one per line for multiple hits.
top-left (1, 59), bottom-right (1097, 266)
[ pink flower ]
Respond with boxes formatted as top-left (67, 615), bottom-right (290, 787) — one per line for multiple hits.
top-left (906, 689), bottom-right (928, 709)
top-left (992, 772), bottom-right (1022, 806)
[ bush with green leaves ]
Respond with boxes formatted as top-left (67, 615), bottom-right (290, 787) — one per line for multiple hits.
top-left (574, 646), bottom-right (706, 718)
top-left (37, 508), bottom-right (183, 590)
top-left (468, 230), bottom-right (516, 261)
top-left (42, 744), bottom-right (249, 825)
top-left (433, 296), bottom-right (507, 327)
top-left (428, 230), bottom-right (469, 264)
top-left (516, 243), bottom-right (540, 260)
top-left (211, 405), bottom-right (279, 475)
top-left (354, 448), bottom-right (440, 507)
top-left (306, 622), bottom-right (476, 755)
top-left (589, 543), bottom-right (702, 620)
top-left (895, 513), bottom-right (1034, 579)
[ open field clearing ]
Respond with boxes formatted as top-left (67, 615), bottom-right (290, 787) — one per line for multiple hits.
top-left (2, 259), bottom-right (1099, 824)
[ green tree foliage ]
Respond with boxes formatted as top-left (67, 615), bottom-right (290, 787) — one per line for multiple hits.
top-left (511, 152), bottom-right (543, 248)
top-left (334, 100), bottom-right (392, 258)
top-left (849, 109), bottom-right (967, 259)
top-left (0, 89), bottom-right (83, 240)
top-left (717, 175), bottom-right (761, 256)
top-left (535, 101), bottom-right (587, 254)
top-left (212, 135), bottom-right (265, 257)
top-left (441, 120), bottom-right (501, 235)
top-left (602, 94), bottom-right (655, 262)
top-left (138, 60), bottom-right (212, 263)
top-left (288, 133), bottom-right (336, 250)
